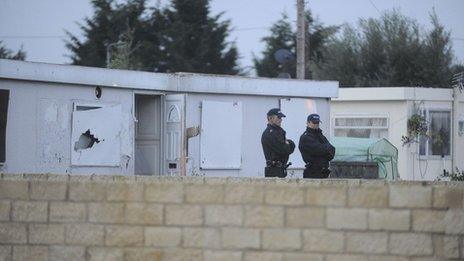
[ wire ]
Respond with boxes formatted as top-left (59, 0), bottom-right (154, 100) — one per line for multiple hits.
top-left (0, 35), bottom-right (65, 39)
top-left (368, 0), bottom-right (381, 15)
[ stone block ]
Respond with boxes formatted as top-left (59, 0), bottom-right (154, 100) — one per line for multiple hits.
top-left (443, 236), bottom-right (460, 259)
top-left (264, 186), bottom-right (304, 205)
top-left (68, 181), bottom-right (106, 201)
top-left (0, 180), bottom-right (28, 200)
top-left (243, 252), bottom-right (282, 261)
top-left (65, 224), bottom-right (104, 245)
top-left (185, 185), bottom-right (224, 204)
top-left (105, 226), bottom-right (144, 246)
top-left (205, 205), bottom-right (242, 226)
top-left (87, 247), bottom-right (124, 261)
top-left (204, 251), bottom-right (241, 261)
top-left (12, 246), bottom-right (48, 261)
top-left (0, 201), bottom-right (10, 221)
top-left (282, 253), bottom-right (324, 261)
top-left (244, 206), bottom-right (284, 228)
top-left (389, 185), bottom-right (432, 208)
top-left (144, 183), bottom-right (183, 203)
top-left (366, 256), bottom-right (408, 261)
top-left (29, 224), bottom-right (65, 244)
top-left (107, 182), bottom-right (143, 202)
top-left (0, 223), bottom-right (27, 244)
top-left (346, 232), bottom-right (388, 254)
top-left (368, 209), bottom-right (410, 231)
top-left (389, 233), bottom-right (433, 256)
top-left (347, 185), bottom-right (388, 208)
top-left (122, 248), bottom-right (163, 261)
top-left (222, 228), bottom-right (260, 249)
top-left (125, 203), bottom-right (163, 225)
top-left (306, 186), bottom-right (346, 206)
top-left (286, 207), bottom-right (324, 228)
top-left (303, 229), bottom-right (344, 253)
top-left (49, 202), bottom-right (86, 222)
top-left (225, 185), bottom-right (263, 204)
top-left (412, 210), bottom-right (446, 232)
top-left (262, 228), bottom-right (301, 251)
top-left (165, 205), bottom-right (203, 226)
top-left (88, 203), bottom-right (125, 223)
top-left (444, 209), bottom-right (464, 235)
top-left (325, 254), bottom-right (368, 261)
top-left (11, 201), bottom-right (47, 222)
top-left (432, 186), bottom-right (463, 209)
top-left (0, 246), bottom-right (11, 261)
top-left (145, 227), bottom-right (181, 247)
top-left (161, 249), bottom-right (202, 261)
top-left (30, 181), bottom-right (66, 200)
top-left (49, 246), bottom-right (85, 261)
top-left (183, 227), bottom-right (221, 249)
top-left (327, 208), bottom-right (368, 230)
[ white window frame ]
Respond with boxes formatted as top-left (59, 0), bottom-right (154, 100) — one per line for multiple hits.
top-left (419, 108), bottom-right (452, 159)
top-left (332, 114), bottom-right (389, 139)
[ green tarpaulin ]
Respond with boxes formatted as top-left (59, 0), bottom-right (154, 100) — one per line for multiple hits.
top-left (331, 137), bottom-right (399, 180)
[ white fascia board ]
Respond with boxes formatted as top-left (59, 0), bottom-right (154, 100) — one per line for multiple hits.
top-left (0, 59), bottom-right (338, 98)
top-left (174, 73), bottom-right (338, 98)
top-left (334, 87), bottom-right (453, 102)
top-left (0, 59), bottom-right (173, 91)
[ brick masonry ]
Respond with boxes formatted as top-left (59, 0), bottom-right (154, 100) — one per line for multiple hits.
top-left (0, 174), bottom-right (463, 261)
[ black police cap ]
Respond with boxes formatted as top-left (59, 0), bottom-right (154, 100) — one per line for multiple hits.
top-left (267, 108), bottom-right (286, 118)
top-left (307, 113), bottom-right (321, 123)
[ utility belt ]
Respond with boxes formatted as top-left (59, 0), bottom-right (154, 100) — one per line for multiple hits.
top-left (266, 160), bottom-right (292, 169)
top-left (266, 160), bottom-right (283, 168)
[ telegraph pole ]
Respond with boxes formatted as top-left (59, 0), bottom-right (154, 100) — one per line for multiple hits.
top-left (296, 0), bottom-right (306, 79)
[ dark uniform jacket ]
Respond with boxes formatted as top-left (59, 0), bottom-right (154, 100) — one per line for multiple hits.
top-left (298, 127), bottom-right (335, 171)
top-left (261, 124), bottom-right (295, 166)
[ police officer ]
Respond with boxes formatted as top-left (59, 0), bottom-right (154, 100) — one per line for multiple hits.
top-left (299, 114), bottom-right (335, 178)
top-left (261, 108), bottom-right (295, 178)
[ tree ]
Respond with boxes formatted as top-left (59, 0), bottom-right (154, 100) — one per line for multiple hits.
top-left (151, 0), bottom-right (239, 74)
top-left (66, 0), bottom-right (151, 69)
top-left (313, 9), bottom-right (458, 87)
top-left (253, 11), bottom-right (337, 79)
top-left (0, 41), bottom-right (26, 60)
top-left (66, 0), bottom-right (240, 74)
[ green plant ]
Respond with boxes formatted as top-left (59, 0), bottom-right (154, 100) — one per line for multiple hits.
top-left (438, 167), bottom-right (464, 181)
top-left (402, 113), bottom-right (428, 146)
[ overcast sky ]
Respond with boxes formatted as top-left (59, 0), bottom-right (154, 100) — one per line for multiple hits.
top-left (1, 0), bottom-right (463, 72)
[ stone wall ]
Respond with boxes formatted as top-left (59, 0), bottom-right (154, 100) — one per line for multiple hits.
top-left (0, 174), bottom-right (463, 261)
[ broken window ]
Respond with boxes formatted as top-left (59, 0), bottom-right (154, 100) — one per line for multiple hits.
top-left (0, 90), bottom-right (9, 163)
top-left (71, 103), bottom-right (122, 166)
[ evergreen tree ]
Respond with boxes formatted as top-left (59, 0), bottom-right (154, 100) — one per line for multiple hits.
top-left (66, 0), bottom-right (240, 74)
top-left (66, 0), bottom-right (150, 69)
top-left (0, 41), bottom-right (26, 60)
top-left (253, 11), bottom-right (337, 79)
top-left (153, 0), bottom-right (239, 74)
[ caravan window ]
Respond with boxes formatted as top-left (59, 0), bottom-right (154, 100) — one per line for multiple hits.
top-left (333, 116), bottom-right (389, 139)
top-left (419, 110), bottom-right (451, 156)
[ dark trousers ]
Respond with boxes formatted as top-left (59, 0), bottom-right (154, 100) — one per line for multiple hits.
top-left (303, 167), bottom-right (330, 179)
top-left (265, 167), bottom-right (287, 178)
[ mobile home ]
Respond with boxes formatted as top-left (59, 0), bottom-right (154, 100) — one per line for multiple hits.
top-left (0, 59), bottom-right (338, 177)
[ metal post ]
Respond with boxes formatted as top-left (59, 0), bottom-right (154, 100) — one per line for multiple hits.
top-left (106, 41), bottom-right (124, 68)
top-left (296, 0), bottom-right (306, 79)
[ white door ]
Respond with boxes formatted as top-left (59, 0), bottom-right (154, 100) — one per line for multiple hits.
top-left (135, 95), bottom-right (162, 175)
top-left (164, 94), bottom-right (186, 175)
